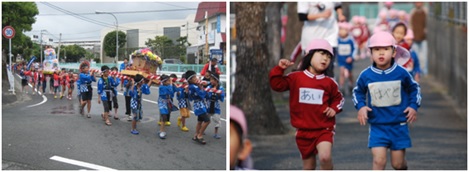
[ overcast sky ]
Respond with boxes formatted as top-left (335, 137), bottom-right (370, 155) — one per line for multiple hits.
top-left (24, 1), bottom-right (200, 42)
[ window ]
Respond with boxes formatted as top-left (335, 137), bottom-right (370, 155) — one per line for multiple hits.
top-left (211, 22), bottom-right (217, 31)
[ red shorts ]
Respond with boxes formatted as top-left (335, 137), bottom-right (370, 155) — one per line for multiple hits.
top-left (295, 128), bottom-right (334, 159)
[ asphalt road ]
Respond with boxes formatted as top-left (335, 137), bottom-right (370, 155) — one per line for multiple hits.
top-left (2, 75), bottom-right (227, 170)
top-left (250, 59), bottom-right (467, 170)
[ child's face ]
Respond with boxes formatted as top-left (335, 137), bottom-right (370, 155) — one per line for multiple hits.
top-left (370, 46), bottom-right (396, 69)
top-left (209, 77), bottom-right (218, 86)
top-left (189, 76), bottom-right (198, 84)
top-left (163, 79), bottom-right (171, 85)
top-left (392, 25), bottom-right (406, 43)
top-left (309, 50), bottom-right (332, 74)
top-left (404, 38), bottom-right (413, 47)
top-left (339, 28), bottom-right (348, 38)
top-left (83, 66), bottom-right (89, 73)
top-left (103, 70), bottom-right (109, 77)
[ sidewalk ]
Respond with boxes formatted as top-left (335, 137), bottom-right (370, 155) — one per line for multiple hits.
top-left (2, 72), bottom-right (31, 107)
top-left (250, 59), bottom-right (467, 170)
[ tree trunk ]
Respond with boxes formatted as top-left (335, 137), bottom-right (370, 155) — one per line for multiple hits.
top-left (266, 2), bottom-right (283, 68)
top-left (233, 2), bottom-right (286, 135)
top-left (283, 2), bottom-right (303, 68)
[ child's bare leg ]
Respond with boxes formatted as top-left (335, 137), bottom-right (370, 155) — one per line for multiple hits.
top-left (391, 149), bottom-right (407, 170)
top-left (317, 141), bottom-right (333, 170)
top-left (372, 147), bottom-right (387, 170)
top-left (182, 117), bottom-right (186, 127)
top-left (194, 121), bottom-right (202, 138)
top-left (339, 67), bottom-right (345, 89)
top-left (348, 72), bottom-right (354, 86)
top-left (160, 115), bottom-right (167, 132)
top-left (132, 118), bottom-right (137, 130)
top-left (87, 100), bottom-right (91, 113)
top-left (302, 155), bottom-right (316, 170)
top-left (197, 121), bottom-right (210, 138)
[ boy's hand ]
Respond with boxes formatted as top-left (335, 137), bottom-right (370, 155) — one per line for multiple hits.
top-left (98, 99), bottom-right (101, 104)
top-left (323, 107), bottom-right (336, 118)
top-left (358, 106), bottom-right (372, 125)
top-left (346, 57), bottom-right (353, 63)
top-left (278, 59), bottom-right (294, 69)
top-left (404, 107), bottom-right (417, 123)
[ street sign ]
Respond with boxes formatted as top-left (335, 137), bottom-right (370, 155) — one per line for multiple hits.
top-left (3, 26), bottom-right (15, 39)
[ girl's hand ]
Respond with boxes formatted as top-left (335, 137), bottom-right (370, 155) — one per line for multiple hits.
top-left (98, 99), bottom-right (101, 104)
top-left (278, 59), bottom-right (294, 69)
top-left (404, 107), bottom-right (417, 123)
top-left (358, 106), bottom-right (372, 125)
top-left (323, 107), bottom-right (336, 118)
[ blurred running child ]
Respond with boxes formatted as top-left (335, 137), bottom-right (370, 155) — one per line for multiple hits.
top-left (129, 74), bottom-right (152, 135)
top-left (60, 68), bottom-right (69, 99)
top-left (68, 70), bottom-right (76, 100)
top-left (403, 30), bottom-right (421, 82)
top-left (337, 22), bottom-right (357, 94)
top-left (206, 73), bottom-right (225, 139)
top-left (53, 70), bottom-right (60, 99)
top-left (269, 39), bottom-right (345, 170)
top-left (353, 31), bottom-right (421, 170)
top-left (230, 105), bottom-right (253, 170)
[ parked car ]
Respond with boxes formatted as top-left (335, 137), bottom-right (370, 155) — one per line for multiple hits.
top-left (163, 59), bottom-right (183, 64)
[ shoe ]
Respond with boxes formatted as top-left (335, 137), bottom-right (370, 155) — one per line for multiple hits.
top-left (54, 95), bottom-right (57, 99)
top-left (181, 126), bottom-right (189, 132)
top-left (177, 117), bottom-right (182, 127)
top-left (158, 121), bottom-right (162, 126)
top-left (165, 121), bottom-right (171, 126)
top-left (127, 115), bottom-right (133, 121)
top-left (159, 132), bottom-right (166, 139)
top-left (213, 134), bottom-right (221, 139)
top-left (131, 129), bottom-right (139, 135)
top-left (87, 114), bottom-right (91, 118)
top-left (60, 95), bottom-right (63, 99)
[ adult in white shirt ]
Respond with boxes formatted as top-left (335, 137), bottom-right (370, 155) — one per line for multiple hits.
top-left (297, 2), bottom-right (345, 77)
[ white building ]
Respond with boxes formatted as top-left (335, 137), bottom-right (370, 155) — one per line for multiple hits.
top-left (98, 14), bottom-right (197, 63)
top-left (194, 2), bottom-right (227, 63)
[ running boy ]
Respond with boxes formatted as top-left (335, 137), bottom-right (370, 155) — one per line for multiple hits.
top-left (269, 39), bottom-right (345, 170)
top-left (129, 74), bottom-right (152, 135)
top-left (337, 22), bottom-right (357, 94)
top-left (352, 32), bottom-right (421, 170)
top-left (205, 73), bottom-right (225, 139)
top-left (97, 65), bottom-right (115, 126)
top-left (184, 70), bottom-right (210, 145)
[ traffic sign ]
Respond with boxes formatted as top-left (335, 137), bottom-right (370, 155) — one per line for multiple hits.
top-left (3, 26), bottom-right (15, 39)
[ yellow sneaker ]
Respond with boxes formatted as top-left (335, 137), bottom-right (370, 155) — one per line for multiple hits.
top-left (177, 117), bottom-right (182, 127)
top-left (54, 95), bottom-right (57, 99)
top-left (165, 121), bottom-right (171, 126)
top-left (181, 126), bottom-right (189, 132)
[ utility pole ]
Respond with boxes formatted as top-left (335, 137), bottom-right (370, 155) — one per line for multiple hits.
top-left (57, 33), bottom-right (62, 61)
top-left (205, 11), bottom-right (209, 61)
top-left (186, 21), bottom-right (189, 38)
top-left (40, 30), bottom-right (44, 64)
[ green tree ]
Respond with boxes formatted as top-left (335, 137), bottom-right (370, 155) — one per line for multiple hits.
top-left (2, 2), bottom-right (39, 63)
top-left (103, 30), bottom-right (126, 60)
top-left (60, 45), bottom-right (86, 62)
top-left (176, 36), bottom-right (191, 62)
top-left (145, 35), bottom-right (173, 58)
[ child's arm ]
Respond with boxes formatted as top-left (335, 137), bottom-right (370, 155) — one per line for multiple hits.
top-left (218, 86), bottom-right (225, 102)
top-left (404, 72), bottom-right (421, 123)
top-left (113, 77), bottom-right (120, 87)
top-left (269, 59), bottom-right (295, 92)
top-left (326, 80), bottom-right (344, 117)
top-left (352, 72), bottom-right (371, 125)
top-left (141, 83), bottom-right (151, 95)
top-left (97, 78), bottom-right (103, 104)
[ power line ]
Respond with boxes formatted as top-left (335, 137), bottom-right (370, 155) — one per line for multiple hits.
top-left (41, 2), bottom-right (115, 28)
top-left (35, 7), bottom-right (226, 16)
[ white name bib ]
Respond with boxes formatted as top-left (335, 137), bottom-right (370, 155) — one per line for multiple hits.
top-left (368, 80), bottom-right (402, 107)
top-left (299, 88), bottom-right (324, 105)
top-left (338, 44), bottom-right (352, 56)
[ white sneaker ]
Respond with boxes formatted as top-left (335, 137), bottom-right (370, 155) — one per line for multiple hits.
top-left (159, 132), bottom-right (166, 139)
top-left (127, 115), bottom-right (133, 121)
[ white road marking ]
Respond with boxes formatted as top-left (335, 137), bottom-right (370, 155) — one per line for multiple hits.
top-left (15, 74), bottom-right (48, 108)
top-left (50, 156), bottom-right (116, 170)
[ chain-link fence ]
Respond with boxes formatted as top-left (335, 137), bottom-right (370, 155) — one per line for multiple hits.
top-left (427, 2), bottom-right (467, 117)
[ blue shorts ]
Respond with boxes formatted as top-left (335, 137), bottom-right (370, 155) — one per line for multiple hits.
top-left (337, 61), bottom-right (353, 71)
top-left (132, 108), bottom-right (143, 121)
top-left (369, 123), bottom-right (412, 150)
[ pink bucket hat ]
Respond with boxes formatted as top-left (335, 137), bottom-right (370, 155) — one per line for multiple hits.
top-left (385, 2), bottom-right (394, 7)
top-left (405, 29), bottom-right (414, 39)
top-left (352, 16), bottom-right (360, 24)
top-left (231, 105), bottom-right (248, 137)
top-left (368, 31), bottom-right (411, 64)
top-left (338, 22), bottom-right (351, 30)
top-left (379, 11), bottom-right (387, 19)
top-left (398, 10), bottom-right (407, 17)
top-left (306, 39), bottom-right (334, 56)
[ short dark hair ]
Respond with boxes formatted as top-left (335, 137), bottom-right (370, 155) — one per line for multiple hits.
top-left (101, 65), bottom-right (110, 72)
top-left (170, 74), bottom-right (177, 79)
top-left (111, 67), bottom-right (118, 71)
